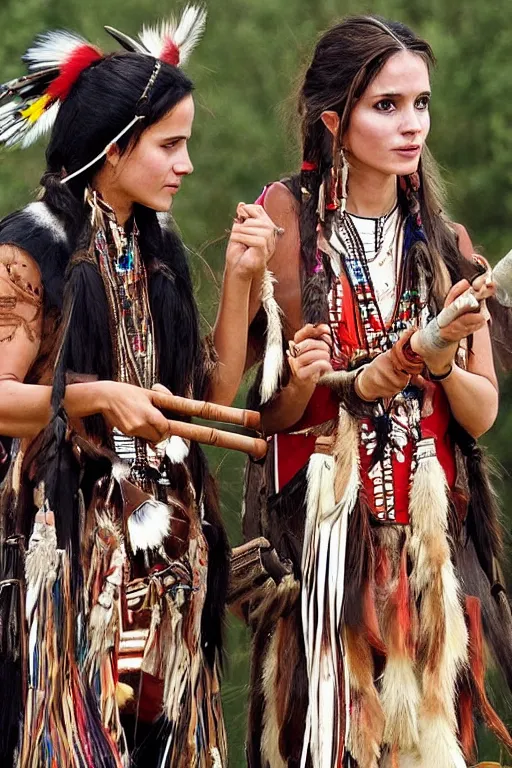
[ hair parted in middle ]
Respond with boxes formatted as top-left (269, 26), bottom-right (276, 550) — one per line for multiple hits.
top-left (290, 14), bottom-right (477, 313)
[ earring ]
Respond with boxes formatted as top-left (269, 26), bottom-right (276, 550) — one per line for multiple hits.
top-left (339, 147), bottom-right (349, 214)
top-left (326, 146), bottom-right (349, 214)
top-left (399, 172), bottom-right (422, 227)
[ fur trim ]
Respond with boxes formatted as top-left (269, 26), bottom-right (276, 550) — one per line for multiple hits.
top-left (465, 595), bottom-right (512, 752)
top-left (166, 435), bottom-right (190, 464)
top-left (320, 369), bottom-right (375, 419)
top-left (25, 201), bottom-right (68, 243)
top-left (415, 715), bottom-right (467, 768)
top-left (261, 628), bottom-right (287, 768)
top-left (345, 626), bottom-right (385, 768)
top-left (408, 439), bottom-right (469, 765)
top-left (127, 499), bottom-right (170, 553)
top-left (380, 655), bottom-right (420, 752)
top-left (379, 540), bottom-right (421, 754)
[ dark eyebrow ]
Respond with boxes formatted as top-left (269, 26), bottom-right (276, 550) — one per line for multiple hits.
top-left (161, 134), bottom-right (189, 143)
top-left (373, 90), bottom-right (431, 99)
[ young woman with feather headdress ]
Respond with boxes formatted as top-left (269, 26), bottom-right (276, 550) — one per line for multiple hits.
top-left (236, 15), bottom-right (512, 768)
top-left (0, 6), bottom-right (278, 767)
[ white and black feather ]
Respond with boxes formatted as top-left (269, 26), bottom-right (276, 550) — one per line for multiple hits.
top-left (23, 30), bottom-right (90, 71)
top-left (139, 4), bottom-right (207, 66)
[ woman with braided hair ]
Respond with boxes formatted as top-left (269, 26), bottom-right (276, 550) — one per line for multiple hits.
top-left (0, 7), bottom-right (278, 767)
top-left (238, 15), bottom-right (512, 768)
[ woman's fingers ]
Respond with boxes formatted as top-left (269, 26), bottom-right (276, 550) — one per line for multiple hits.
top-left (236, 202), bottom-right (268, 220)
top-left (229, 233), bottom-right (270, 251)
top-left (471, 273), bottom-right (496, 301)
top-left (291, 349), bottom-right (331, 368)
top-left (286, 323), bottom-right (333, 387)
top-left (231, 219), bottom-right (274, 233)
top-left (147, 411), bottom-right (171, 440)
top-left (151, 383), bottom-right (172, 394)
top-left (444, 279), bottom-right (471, 308)
top-left (441, 311), bottom-right (488, 341)
top-left (295, 360), bottom-right (333, 381)
top-left (230, 224), bottom-right (276, 243)
top-left (294, 323), bottom-right (332, 344)
top-left (289, 337), bottom-right (331, 357)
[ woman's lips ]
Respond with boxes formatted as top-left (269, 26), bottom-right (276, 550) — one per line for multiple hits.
top-left (393, 145), bottom-right (421, 158)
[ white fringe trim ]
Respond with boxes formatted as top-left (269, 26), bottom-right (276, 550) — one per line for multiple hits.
top-left (301, 436), bottom-right (360, 768)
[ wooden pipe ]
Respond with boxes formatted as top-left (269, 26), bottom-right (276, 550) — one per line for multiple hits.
top-left (150, 391), bottom-right (262, 432)
top-left (166, 418), bottom-right (268, 459)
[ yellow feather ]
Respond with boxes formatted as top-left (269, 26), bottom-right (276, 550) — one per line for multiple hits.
top-left (21, 94), bottom-right (51, 123)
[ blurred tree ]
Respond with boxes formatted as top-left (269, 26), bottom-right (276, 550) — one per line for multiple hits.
top-left (1, 0), bottom-right (511, 762)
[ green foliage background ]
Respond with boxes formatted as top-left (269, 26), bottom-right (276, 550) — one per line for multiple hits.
top-left (1, 0), bottom-right (512, 763)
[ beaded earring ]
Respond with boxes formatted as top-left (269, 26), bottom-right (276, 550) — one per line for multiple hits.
top-left (399, 171), bottom-right (422, 227)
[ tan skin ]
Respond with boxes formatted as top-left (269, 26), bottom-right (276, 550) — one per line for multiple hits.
top-left (0, 94), bottom-right (277, 442)
top-left (250, 50), bottom-right (498, 439)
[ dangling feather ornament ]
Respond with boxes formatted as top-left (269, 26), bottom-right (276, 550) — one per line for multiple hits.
top-left (105, 4), bottom-right (207, 67)
top-left (0, 30), bottom-right (102, 148)
top-left (260, 269), bottom-right (284, 403)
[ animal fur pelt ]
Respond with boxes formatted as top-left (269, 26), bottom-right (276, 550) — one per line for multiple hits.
top-left (455, 535), bottom-right (512, 692)
top-left (408, 440), bottom-right (468, 768)
top-left (319, 369), bottom-right (376, 419)
top-left (302, 269), bottom-right (330, 326)
top-left (246, 575), bottom-right (303, 768)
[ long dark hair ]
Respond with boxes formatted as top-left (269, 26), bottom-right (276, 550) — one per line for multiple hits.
top-left (37, 52), bottom-right (203, 399)
top-left (33, 52), bottom-right (229, 668)
top-left (42, 53), bottom-right (193, 237)
top-left (289, 17), bottom-right (512, 694)
top-left (290, 15), bottom-right (478, 311)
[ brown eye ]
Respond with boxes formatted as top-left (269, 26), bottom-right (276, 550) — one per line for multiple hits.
top-left (416, 96), bottom-right (430, 110)
top-left (374, 99), bottom-right (395, 112)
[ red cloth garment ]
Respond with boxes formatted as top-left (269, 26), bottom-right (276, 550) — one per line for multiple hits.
top-left (275, 261), bottom-right (456, 524)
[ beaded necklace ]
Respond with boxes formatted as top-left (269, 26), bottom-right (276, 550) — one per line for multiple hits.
top-left (326, 210), bottom-right (431, 522)
top-left (328, 206), bottom-right (425, 367)
top-left (87, 190), bottom-right (156, 390)
top-left (86, 190), bottom-right (158, 475)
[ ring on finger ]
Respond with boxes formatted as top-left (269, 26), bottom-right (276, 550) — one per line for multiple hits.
top-left (289, 341), bottom-right (299, 358)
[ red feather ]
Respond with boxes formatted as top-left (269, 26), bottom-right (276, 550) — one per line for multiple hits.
top-left (465, 595), bottom-right (512, 751)
top-left (161, 38), bottom-right (180, 66)
top-left (395, 545), bottom-right (412, 655)
top-left (457, 683), bottom-right (475, 763)
top-left (47, 44), bottom-right (102, 101)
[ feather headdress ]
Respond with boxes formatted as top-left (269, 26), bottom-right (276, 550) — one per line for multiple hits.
top-left (0, 4), bottom-right (206, 152)
top-left (105, 4), bottom-right (207, 67)
top-left (0, 32), bottom-right (102, 148)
